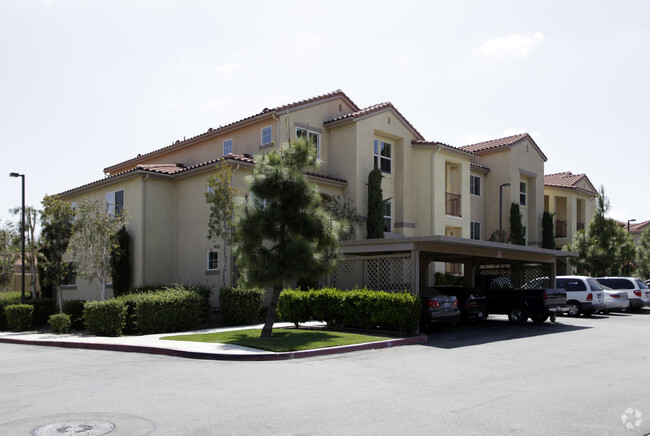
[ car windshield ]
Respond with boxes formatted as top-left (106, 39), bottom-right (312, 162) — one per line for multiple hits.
top-left (597, 278), bottom-right (634, 290)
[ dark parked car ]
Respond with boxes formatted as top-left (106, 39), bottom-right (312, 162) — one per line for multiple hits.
top-left (435, 287), bottom-right (488, 323)
top-left (419, 287), bottom-right (460, 329)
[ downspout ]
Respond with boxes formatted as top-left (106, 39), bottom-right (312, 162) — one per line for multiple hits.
top-left (141, 174), bottom-right (149, 285)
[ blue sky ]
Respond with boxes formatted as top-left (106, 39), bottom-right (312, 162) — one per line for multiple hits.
top-left (1, 0), bottom-right (648, 228)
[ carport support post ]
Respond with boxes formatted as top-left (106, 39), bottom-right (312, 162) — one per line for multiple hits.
top-left (412, 249), bottom-right (420, 294)
top-left (463, 260), bottom-right (479, 288)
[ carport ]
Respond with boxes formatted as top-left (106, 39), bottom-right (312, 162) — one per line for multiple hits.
top-left (329, 235), bottom-right (578, 293)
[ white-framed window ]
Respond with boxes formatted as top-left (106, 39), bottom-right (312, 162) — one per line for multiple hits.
top-left (261, 126), bottom-right (272, 146)
top-left (384, 200), bottom-right (392, 232)
top-left (105, 190), bottom-right (124, 216)
top-left (470, 221), bottom-right (481, 240)
top-left (520, 181), bottom-right (527, 206)
top-left (223, 138), bottom-right (232, 156)
top-left (470, 175), bottom-right (481, 196)
top-left (296, 127), bottom-right (320, 158)
top-left (207, 251), bottom-right (219, 271)
top-left (374, 139), bottom-right (392, 174)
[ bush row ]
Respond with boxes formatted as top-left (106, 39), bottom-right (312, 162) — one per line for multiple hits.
top-left (1, 293), bottom-right (58, 331)
top-left (219, 286), bottom-right (265, 326)
top-left (83, 285), bottom-right (209, 336)
top-left (278, 288), bottom-right (421, 336)
top-left (0, 292), bottom-right (23, 330)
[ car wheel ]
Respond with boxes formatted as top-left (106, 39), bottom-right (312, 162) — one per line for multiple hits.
top-left (508, 307), bottom-right (528, 324)
top-left (531, 313), bottom-right (549, 323)
top-left (566, 301), bottom-right (582, 317)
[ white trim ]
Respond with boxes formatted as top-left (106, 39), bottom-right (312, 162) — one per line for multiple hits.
top-left (207, 250), bottom-right (219, 271)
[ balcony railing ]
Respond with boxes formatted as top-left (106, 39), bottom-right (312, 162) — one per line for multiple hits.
top-left (446, 192), bottom-right (461, 217)
top-left (555, 219), bottom-right (567, 238)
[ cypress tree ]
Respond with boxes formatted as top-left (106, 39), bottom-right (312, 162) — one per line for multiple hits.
top-left (366, 166), bottom-right (385, 239)
top-left (542, 211), bottom-right (556, 249)
top-left (509, 202), bottom-right (525, 245)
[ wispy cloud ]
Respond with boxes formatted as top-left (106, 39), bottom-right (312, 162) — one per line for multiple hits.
top-left (476, 32), bottom-right (544, 59)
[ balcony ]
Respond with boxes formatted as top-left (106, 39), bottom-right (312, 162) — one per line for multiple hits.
top-left (446, 192), bottom-right (461, 217)
top-left (555, 219), bottom-right (567, 238)
top-left (577, 222), bottom-right (585, 231)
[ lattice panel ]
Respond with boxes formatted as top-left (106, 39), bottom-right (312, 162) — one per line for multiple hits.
top-left (477, 264), bottom-right (552, 288)
top-left (330, 255), bottom-right (413, 293)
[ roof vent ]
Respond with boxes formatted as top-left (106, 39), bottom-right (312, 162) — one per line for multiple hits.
top-left (136, 164), bottom-right (144, 170)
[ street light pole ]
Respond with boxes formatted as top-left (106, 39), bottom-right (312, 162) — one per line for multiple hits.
top-left (499, 183), bottom-right (511, 243)
top-left (9, 172), bottom-right (25, 304)
top-left (627, 219), bottom-right (636, 275)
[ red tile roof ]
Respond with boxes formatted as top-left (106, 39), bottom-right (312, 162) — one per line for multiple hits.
top-left (544, 171), bottom-right (597, 196)
top-left (104, 90), bottom-right (359, 173)
top-left (59, 153), bottom-right (346, 197)
top-left (460, 133), bottom-right (548, 161)
top-left (618, 219), bottom-right (650, 234)
top-left (411, 139), bottom-right (477, 157)
top-left (324, 102), bottom-right (425, 141)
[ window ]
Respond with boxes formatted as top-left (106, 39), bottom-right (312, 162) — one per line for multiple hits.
top-left (384, 200), bottom-right (392, 232)
top-left (261, 126), bottom-right (272, 146)
top-left (296, 127), bottom-right (320, 158)
top-left (470, 221), bottom-right (481, 240)
top-left (106, 190), bottom-right (124, 216)
top-left (207, 251), bottom-right (219, 271)
top-left (470, 175), bottom-right (481, 196)
top-left (223, 139), bottom-right (232, 156)
top-left (520, 181), bottom-right (527, 206)
top-left (374, 139), bottom-right (392, 174)
top-left (62, 261), bottom-right (76, 287)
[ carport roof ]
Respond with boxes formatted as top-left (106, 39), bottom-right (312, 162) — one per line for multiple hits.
top-left (340, 235), bottom-right (577, 265)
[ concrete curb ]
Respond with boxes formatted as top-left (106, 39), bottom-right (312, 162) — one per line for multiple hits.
top-left (0, 334), bottom-right (428, 361)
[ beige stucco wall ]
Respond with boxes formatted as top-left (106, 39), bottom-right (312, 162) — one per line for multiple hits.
top-left (544, 185), bottom-right (596, 248)
top-left (475, 138), bottom-right (545, 246)
top-left (469, 169), bottom-right (487, 238)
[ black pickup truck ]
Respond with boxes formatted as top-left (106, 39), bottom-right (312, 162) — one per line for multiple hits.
top-left (478, 276), bottom-right (567, 324)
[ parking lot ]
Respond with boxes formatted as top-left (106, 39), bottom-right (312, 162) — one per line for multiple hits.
top-left (1, 310), bottom-right (650, 435)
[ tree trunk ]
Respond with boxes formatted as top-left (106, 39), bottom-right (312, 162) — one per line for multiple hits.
top-left (30, 256), bottom-right (38, 298)
top-left (260, 283), bottom-right (283, 338)
top-left (56, 285), bottom-right (63, 314)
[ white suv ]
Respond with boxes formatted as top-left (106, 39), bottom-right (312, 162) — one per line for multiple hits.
top-left (524, 276), bottom-right (605, 316)
top-left (595, 277), bottom-right (650, 312)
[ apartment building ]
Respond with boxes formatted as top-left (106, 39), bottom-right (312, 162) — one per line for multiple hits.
top-left (57, 90), bottom-right (556, 302)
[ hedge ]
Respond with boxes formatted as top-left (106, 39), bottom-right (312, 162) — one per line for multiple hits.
top-left (31, 297), bottom-right (57, 327)
top-left (133, 288), bottom-right (204, 334)
top-left (49, 313), bottom-right (72, 334)
top-left (84, 299), bottom-right (127, 337)
top-left (219, 286), bottom-right (265, 326)
top-left (62, 300), bottom-right (86, 331)
top-left (0, 292), bottom-right (23, 330)
top-left (6, 304), bottom-right (34, 331)
top-left (278, 287), bottom-right (421, 336)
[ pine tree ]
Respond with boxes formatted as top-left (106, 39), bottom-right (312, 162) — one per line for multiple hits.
top-left (636, 228), bottom-right (650, 279)
top-left (234, 136), bottom-right (342, 338)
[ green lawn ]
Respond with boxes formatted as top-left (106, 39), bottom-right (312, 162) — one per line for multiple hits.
top-left (161, 328), bottom-right (395, 352)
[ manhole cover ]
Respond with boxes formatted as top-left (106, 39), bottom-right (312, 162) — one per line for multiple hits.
top-left (33, 420), bottom-right (115, 435)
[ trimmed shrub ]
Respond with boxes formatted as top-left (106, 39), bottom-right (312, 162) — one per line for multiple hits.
top-left (116, 293), bottom-right (143, 335)
top-left (0, 292), bottom-right (23, 330)
top-left (6, 304), bottom-right (34, 331)
top-left (219, 286), bottom-right (264, 326)
top-left (84, 299), bottom-right (126, 337)
top-left (134, 288), bottom-right (204, 334)
top-left (49, 313), bottom-right (72, 333)
top-left (166, 284), bottom-right (212, 322)
top-left (278, 287), bottom-right (421, 336)
top-left (31, 297), bottom-right (57, 327)
top-left (62, 300), bottom-right (86, 331)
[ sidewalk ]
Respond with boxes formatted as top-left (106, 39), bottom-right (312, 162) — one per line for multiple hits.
top-left (0, 322), bottom-right (427, 361)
